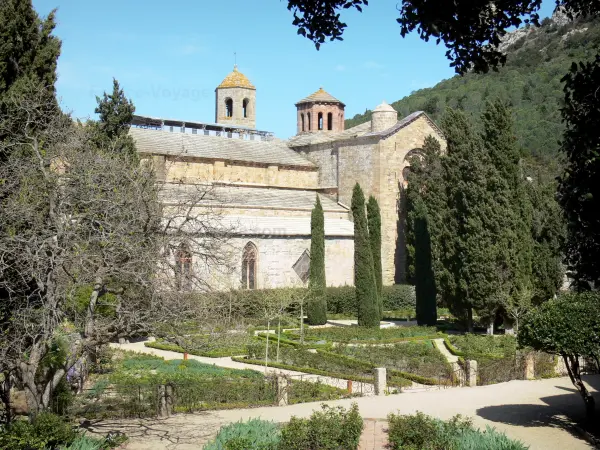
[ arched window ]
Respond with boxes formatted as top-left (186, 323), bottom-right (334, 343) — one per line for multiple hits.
top-left (242, 242), bottom-right (258, 290)
top-left (318, 112), bottom-right (323, 130)
top-left (327, 112), bottom-right (333, 131)
top-left (307, 113), bottom-right (312, 131)
top-left (225, 98), bottom-right (233, 118)
top-left (402, 166), bottom-right (412, 189)
top-left (301, 113), bottom-right (305, 132)
top-left (175, 244), bottom-right (192, 290)
top-left (243, 98), bottom-right (249, 118)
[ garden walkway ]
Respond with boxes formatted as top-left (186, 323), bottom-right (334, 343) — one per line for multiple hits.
top-left (111, 340), bottom-right (375, 395)
top-left (89, 375), bottom-right (599, 450)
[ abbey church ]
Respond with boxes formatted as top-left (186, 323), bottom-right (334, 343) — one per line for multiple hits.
top-left (129, 66), bottom-right (446, 290)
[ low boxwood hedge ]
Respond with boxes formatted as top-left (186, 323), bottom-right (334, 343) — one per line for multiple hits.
top-left (145, 339), bottom-right (249, 357)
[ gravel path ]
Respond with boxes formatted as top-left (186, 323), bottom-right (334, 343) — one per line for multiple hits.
top-left (86, 368), bottom-right (598, 450)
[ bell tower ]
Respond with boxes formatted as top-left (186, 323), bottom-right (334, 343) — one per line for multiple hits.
top-left (295, 87), bottom-right (345, 135)
top-left (215, 65), bottom-right (256, 128)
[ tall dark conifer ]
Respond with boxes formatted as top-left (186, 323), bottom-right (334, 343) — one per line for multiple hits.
top-left (406, 136), bottom-right (444, 326)
top-left (308, 196), bottom-right (327, 325)
top-left (440, 109), bottom-right (501, 331)
top-left (367, 196), bottom-right (383, 318)
top-left (352, 184), bottom-right (379, 327)
top-left (481, 100), bottom-right (534, 330)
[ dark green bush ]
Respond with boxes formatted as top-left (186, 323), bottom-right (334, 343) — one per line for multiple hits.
top-left (325, 285), bottom-right (416, 315)
top-left (387, 412), bottom-right (527, 450)
top-left (0, 412), bottom-right (78, 450)
top-left (203, 419), bottom-right (281, 450)
top-left (279, 403), bottom-right (363, 450)
top-left (290, 325), bottom-right (438, 343)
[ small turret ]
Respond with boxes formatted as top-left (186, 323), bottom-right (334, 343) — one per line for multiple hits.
top-left (371, 101), bottom-right (397, 132)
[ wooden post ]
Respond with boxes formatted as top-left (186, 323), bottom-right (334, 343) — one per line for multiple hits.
top-left (347, 380), bottom-right (353, 393)
top-left (277, 375), bottom-right (289, 406)
top-left (183, 352), bottom-right (188, 361)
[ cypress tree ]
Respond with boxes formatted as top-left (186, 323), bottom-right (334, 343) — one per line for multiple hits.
top-left (352, 183), bottom-right (379, 327)
top-left (308, 196), bottom-right (327, 325)
top-left (440, 109), bottom-right (501, 331)
top-left (405, 136), bottom-right (444, 326)
top-left (0, 0), bottom-right (61, 156)
top-left (367, 196), bottom-right (383, 318)
top-left (481, 100), bottom-right (535, 330)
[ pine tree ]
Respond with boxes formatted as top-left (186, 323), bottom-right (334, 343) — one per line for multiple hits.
top-left (352, 183), bottom-right (379, 327)
top-left (440, 109), bottom-right (502, 331)
top-left (367, 196), bottom-right (383, 318)
top-left (308, 196), bottom-right (327, 325)
top-left (405, 136), bottom-right (444, 326)
top-left (91, 78), bottom-right (137, 160)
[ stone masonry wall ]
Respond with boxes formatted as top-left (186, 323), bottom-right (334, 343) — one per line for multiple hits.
top-left (201, 236), bottom-right (354, 289)
top-left (215, 86), bottom-right (256, 129)
top-left (376, 116), bottom-right (446, 284)
top-left (155, 156), bottom-right (318, 189)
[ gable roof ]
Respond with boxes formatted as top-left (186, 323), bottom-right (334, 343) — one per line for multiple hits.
top-left (287, 111), bottom-right (444, 148)
top-left (130, 127), bottom-right (314, 168)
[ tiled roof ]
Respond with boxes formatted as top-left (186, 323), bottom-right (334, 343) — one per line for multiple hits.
top-left (287, 121), bottom-right (372, 147)
top-left (296, 87), bottom-right (344, 105)
top-left (160, 184), bottom-right (347, 212)
top-left (217, 65), bottom-right (256, 90)
top-left (222, 215), bottom-right (354, 237)
top-left (130, 127), bottom-right (314, 168)
top-left (287, 111), bottom-right (444, 147)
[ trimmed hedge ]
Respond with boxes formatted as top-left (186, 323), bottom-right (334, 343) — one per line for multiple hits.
top-left (256, 333), bottom-right (332, 350)
top-left (326, 284), bottom-right (415, 315)
top-left (145, 340), bottom-right (248, 357)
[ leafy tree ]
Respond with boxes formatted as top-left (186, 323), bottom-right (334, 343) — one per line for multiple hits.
top-left (286, 0), bottom-right (600, 74)
top-left (558, 56), bottom-right (600, 289)
top-left (366, 196), bottom-right (383, 317)
top-left (89, 78), bottom-right (137, 160)
top-left (351, 183), bottom-right (379, 327)
top-left (308, 196), bottom-right (327, 325)
top-left (519, 292), bottom-right (600, 420)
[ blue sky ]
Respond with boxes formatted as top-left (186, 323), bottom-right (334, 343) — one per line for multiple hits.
top-left (34, 0), bottom-right (556, 138)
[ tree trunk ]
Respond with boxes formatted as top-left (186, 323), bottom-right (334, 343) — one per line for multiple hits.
top-left (467, 308), bottom-right (474, 333)
top-left (85, 276), bottom-right (103, 337)
top-left (564, 355), bottom-right (595, 421)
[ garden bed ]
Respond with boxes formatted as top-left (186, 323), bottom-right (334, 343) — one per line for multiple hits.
top-left (285, 325), bottom-right (441, 344)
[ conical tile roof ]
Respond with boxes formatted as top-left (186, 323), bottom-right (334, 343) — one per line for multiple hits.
top-left (296, 87), bottom-right (344, 105)
top-left (217, 65), bottom-right (255, 89)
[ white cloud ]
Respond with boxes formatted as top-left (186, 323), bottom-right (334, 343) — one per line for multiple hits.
top-left (335, 64), bottom-right (346, 71)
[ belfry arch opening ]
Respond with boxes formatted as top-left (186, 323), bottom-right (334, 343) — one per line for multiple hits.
top-left (318, 112), bottom-right (323, 130)
top-left (225, 98), bottom-right (233, 118)
top-left (243, 98), bottom-right (249, 118)
top-left (327, 112), bottom-right (333, 130)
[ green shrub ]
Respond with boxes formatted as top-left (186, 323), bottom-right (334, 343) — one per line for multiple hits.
top-left (60, 434), bottom-right (109, 450)
top-left (0, 412), bottom-right (78, 450)
top-left (279, 403), bottom-right (363, 450)
top-left (334, 341), bottom-right (452, 380)
top-left (203, 419), bottom-right (281, 450)
top-left (449, 334), bottom-right (517, 358)
top-left (387, 412), bottom-right (527, 450)
top-left (290, 325), bottom-right (438, 343)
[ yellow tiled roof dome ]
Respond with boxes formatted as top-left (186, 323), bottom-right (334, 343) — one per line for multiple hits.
top-left (217, 65), bottom-right (256, 89)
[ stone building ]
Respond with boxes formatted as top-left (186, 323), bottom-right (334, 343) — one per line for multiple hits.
top-left (130, 66), bottom-right (445, 290)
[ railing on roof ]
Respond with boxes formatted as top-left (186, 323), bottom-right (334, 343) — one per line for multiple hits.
top-left (130, 115), bottom-right (275, 142)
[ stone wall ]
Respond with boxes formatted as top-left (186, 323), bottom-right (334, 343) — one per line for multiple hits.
top-left (149, 155), bottom-right (318, 189)
top-left (376, 116), bottom-right (446, 284)
top-left (215, 86), bottom-right (256, 129)
top-left (296, 143), bottom-right (338, 188)
top-left (198, 236), bottom-right (354, 289)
